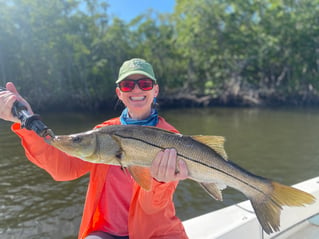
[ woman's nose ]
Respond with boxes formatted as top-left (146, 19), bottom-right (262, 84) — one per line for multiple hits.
top-left (131, 83), bottom-right (140, 92)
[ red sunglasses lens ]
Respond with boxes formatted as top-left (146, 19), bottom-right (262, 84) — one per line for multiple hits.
top-left (119, 81), bottom-right (136, 92)
top-left (138, 79), bottom-right (153, 91)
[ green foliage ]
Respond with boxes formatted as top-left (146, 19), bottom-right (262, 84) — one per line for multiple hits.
top-left (0, 0), bottom-right (318, 110)
top-left (173, 0), bottom-right (319, 103)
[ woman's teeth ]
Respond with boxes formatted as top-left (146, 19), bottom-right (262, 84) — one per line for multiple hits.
top-left (130, 96), bottom-right (145, 101)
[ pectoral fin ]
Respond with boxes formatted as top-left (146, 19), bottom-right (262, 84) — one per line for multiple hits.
top-left (199, 182), bottom-right (226, 201)
top-left (128, 166), bottom-right (153, 191)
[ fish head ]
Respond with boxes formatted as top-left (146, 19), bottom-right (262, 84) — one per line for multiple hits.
top-left (49, 130), bottom-right (97, 159)
top-left (48, 129), bottom-right (122, 165)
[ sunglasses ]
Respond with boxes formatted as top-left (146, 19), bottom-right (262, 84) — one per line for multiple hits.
top-left (118, 78), bottom-right (155, 92)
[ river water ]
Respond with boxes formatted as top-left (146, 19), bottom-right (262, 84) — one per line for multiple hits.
top-left (1, 107), bottom-right (319, 238)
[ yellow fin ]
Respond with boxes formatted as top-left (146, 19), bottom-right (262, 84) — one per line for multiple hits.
top-left (250, 181), bottom-right (316, 234)
top-left (192, 135), bottom-right (228, 160)
top-left (128, 166), bottom-right (152, 191)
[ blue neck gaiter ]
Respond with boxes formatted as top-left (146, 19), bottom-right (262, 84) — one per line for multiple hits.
top-left (120, 108), bottom-right (159, 126)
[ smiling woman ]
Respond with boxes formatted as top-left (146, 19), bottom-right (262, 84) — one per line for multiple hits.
top-left (116, 75), bottom-right (158, 121)
top-left (0, 58), bottom-right (189, 239)
top-left (115, 59), bottom-right (159, 121)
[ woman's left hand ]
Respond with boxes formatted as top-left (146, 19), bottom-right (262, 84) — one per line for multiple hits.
top-left (151, 148), bottom-right (188, 182)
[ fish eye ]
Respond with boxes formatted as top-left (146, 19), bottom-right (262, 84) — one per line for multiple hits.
top-left (72, 136), bottom-right (82, 143)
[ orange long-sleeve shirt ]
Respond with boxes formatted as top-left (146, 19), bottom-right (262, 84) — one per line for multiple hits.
top-left (12, 116), bottom-right (188, 239)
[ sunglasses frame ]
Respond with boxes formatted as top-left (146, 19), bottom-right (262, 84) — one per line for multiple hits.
top-left (118, 78), bottom-right (155, 92)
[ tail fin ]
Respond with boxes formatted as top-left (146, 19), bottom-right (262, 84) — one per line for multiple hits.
top-left (250, 182), bottom-right (315, 234)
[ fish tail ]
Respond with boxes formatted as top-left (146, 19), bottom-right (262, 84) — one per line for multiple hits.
top-left (250, 181), bottom-right (315, 234)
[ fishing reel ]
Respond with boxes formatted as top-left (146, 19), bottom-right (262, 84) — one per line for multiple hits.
top-left (0, 87), bottom-right (54, 138)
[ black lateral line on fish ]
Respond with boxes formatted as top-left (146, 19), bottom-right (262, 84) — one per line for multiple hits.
top-left (114, 133), bottom-right (276, 201)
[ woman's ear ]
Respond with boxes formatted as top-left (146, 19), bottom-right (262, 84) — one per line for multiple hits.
top-left (154, 84), bottom-right (159, 97)
top-left (116, 87), bottom-right (122, 100)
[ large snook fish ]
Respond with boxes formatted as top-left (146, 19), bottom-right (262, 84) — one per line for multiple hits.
top-left (47, 125), bottom-right (315, 234)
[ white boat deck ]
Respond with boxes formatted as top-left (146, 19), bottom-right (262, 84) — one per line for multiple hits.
top-left (183, 177), bottom-right (319, 239)
top-left (278, 217), bottom-right (319, 239)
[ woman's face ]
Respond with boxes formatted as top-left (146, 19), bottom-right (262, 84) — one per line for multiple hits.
top-left (116, 74), bottom-right (159, 120)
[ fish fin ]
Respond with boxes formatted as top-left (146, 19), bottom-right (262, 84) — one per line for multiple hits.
top-left (192, 135), bottom-right (228, 160)
top-left (128, 166), bottom-right (152, 191)
top-left (250, 181), bottom-right (316, 234)
top-left (199, 182), bottom-right (225, 201)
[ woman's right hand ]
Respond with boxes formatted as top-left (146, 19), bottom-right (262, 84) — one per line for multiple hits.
top-left (0, 82), bottom-right (33, 123)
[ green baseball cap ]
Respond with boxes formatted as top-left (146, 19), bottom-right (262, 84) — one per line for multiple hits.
top-left (116, 58), bottom-right (157, 83)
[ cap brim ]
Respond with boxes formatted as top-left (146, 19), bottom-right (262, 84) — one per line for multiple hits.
top-left (116, 70), bottom-right (157, 83)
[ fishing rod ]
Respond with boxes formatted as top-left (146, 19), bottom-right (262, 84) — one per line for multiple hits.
top-left (0, 87), bottom-right (55, 139)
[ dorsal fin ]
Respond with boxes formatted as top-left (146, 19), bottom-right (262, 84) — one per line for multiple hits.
top-left (191, 135), bottom-right (228, 160)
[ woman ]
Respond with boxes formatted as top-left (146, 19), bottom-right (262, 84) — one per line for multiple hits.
top-left (0, 58), bottom-right (189, 239)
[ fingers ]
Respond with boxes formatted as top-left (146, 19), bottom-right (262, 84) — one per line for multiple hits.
top-left (150, 150), bottom-right (164, 179)
top-left (6, 82), bottom-right (18, 94)
top-left (0, 82), bottom-right (33, 122)
top-left (151, 148), bottom-right (188, 183)
top-left (152, 148), bottom-right (177, 181)
top-left (6, 82), bottom-right (33, 115)
top-left (177, 159), bottom-right (188, 180)
top-left (0, 88), bottom-right (19, 122)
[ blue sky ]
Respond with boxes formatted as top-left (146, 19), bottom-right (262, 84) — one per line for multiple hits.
top-left (106, 0), bottom-right (176, 21)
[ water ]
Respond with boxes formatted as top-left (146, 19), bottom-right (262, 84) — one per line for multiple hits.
top-left (1, 107), bottom-right (319, 238)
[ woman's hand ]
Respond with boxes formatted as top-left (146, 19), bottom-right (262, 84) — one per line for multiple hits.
top-left (151, 148), bottom-right (188, 183)
top-left (0, 82), bottom-right (33, 123)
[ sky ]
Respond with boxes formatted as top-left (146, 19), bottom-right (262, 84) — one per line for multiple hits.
top-left (106, 0), bottom-right (176, 21)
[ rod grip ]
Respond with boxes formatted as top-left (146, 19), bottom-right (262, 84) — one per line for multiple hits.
top-left (0, 87), bottom-right (54, 138)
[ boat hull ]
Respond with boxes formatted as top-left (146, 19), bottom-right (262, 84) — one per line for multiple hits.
top-left (183, 176), bottom-right (319, 239)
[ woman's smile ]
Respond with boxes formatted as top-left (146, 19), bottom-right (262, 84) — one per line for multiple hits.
top-left (129, 96), bottom-right (146, 101)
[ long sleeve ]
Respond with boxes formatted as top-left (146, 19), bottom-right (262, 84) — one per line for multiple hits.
top-left (12, 123), bottom-right (92, 181)
top-left (136, 179), bottom-right (178, 213)
top-left (129, 179), bottom-right (187, 239)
